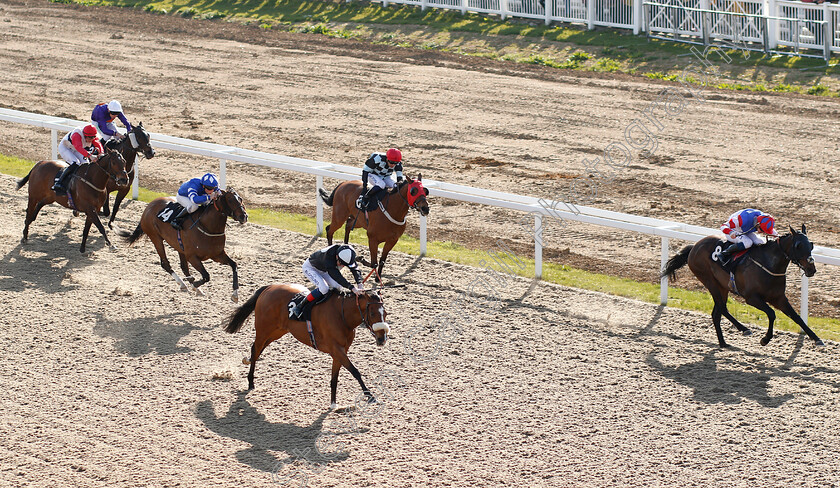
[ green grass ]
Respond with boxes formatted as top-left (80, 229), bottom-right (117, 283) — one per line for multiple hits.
top-left (58, 0), bottom-right (840, 80)
top-left (4, 153), bottom-right (839, 341)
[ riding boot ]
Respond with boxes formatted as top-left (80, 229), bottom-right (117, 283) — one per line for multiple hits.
top-left (719, 243), bottom-right (746, 266)
top-left (51, 165), bottom-right (74, 196)
top-left (359, 186), bottom-right (380, 210)
top-left (290, 289), bottom-right (324, 319)
top-left (170, 207), bottom-right (190, 229)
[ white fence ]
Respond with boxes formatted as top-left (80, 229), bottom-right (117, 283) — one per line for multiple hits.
top-left (373, 0), bottom-right (840, 57)
top-left (2, 107), bottom-right (840, 323)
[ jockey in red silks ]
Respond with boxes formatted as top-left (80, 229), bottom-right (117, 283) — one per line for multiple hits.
top-left (51, 124), bottom-right (104, 195)
top-left (359, 148), bottom-right (404, 209)
top-left (718, 208), bottom-right (779, 263)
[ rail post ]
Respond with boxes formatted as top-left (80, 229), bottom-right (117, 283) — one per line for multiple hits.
top-left (420, 214), bottom-right (427, 256)
top-left (660, 236), bottom-right (669, 305)
top-left (316, 175), bottom-right (324, 237)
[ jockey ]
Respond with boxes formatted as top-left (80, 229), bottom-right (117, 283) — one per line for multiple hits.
top-left (170, 173), bottom-right (221, 229)
top-left (91, 100), bottom-right (133, 147)
top-left (360, 148), bottom-right (404, 209)
top-left (290, 243), bottom-right (364, 319)
top-left (52, 124), bottom-right (103, 195)
top-left (718, 208), bottom-right (779, 264)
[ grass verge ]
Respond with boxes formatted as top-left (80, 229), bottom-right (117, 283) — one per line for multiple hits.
top-left (58, 0), bottom-right (840, 95)
top-left (4, 153), bottom-right (838, 341)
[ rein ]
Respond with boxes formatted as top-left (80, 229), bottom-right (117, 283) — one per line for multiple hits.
top-left (748, 257), bottom-right (787, 277)
top-left (77, 155), bottom-right (123, 193)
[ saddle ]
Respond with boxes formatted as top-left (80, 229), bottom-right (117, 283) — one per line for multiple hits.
top-left (53, 164), bottom-right (81, 188)
top-left (156, 201), bottom-right (184, 224)
top-left (712, 240), bottom-right (749, 273)
top-left (355, 188), bottom-right (388, 211)
top-left (287, 289), bottom-right (335, 322)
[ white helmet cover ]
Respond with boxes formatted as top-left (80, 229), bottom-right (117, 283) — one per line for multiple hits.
top-left (107, 100), bottom-right (123, 112)
top-left (337, 247), bottom-right (355, 266)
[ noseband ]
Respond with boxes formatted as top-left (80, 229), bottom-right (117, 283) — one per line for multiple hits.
top-left (778, 235), bottom-right (814, 272)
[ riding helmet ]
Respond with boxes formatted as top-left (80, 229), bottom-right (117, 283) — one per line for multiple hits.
top-left (337, 246), bottom-right (357, 267)
top-left (107, 100), bottom-right (123, 113)
top-left (385, 148), bottom-right (402, 163)
top-left (201, 173), bottom-right (219, 190)
top-left (82, 125), bottom-right (98, 137)
top-left (758, 215), bottom-right (776, 235)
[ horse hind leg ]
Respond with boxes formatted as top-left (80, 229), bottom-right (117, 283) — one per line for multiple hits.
top-left (150, 233), bottom-right (187, 291)
top-left (22, 200), bottom-right (47, 243)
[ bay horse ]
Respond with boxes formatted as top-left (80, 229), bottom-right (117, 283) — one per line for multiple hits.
top-left (224, 285), bottom-right (390, 408)
top-left (101, 123), bottom-right (156, 229)
top-left (661, 225), bottom-right (823, 348)
top-left (16, 149), bottom-right (129, 253)
top-left (319, 175), bottom-right (430, 281)
top-left (120, 188), bottom-right (248, 301)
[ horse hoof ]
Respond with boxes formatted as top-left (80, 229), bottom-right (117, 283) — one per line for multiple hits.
top-left (231, 290), bottom-right (239, 302)
top-left (329, 403), bottom-right (338, 410)
top-left (109, 244), bottom-right (118, 252)
top-left (742, 329), bottom-right (752, 336)
top-left (194, 287), bottom-right (205, 297)
top-left (179, 284), bottom-right (188, 292)
top-left (73, 211), bottom-right (79, 217)
top-left (242, 357), bottom-right (251, 365)
top-left (815, 339), bottom-right (825, 347)
top-left (760, 337), bottom-right (771, 346)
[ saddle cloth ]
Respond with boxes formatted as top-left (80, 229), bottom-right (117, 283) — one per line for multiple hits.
top-left (156, 201), bottom-right (184, 223)
top-left (711, 240), bottom-right (748, 273)
top-left (288, 289), bottom-right (334, 322)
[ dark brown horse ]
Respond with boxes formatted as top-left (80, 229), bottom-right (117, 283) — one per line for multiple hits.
top-left (101, 123), bottom-right (156, 228)
top-left (662, 225), bottom-right (822, 348)
top-left (17, 149), bottom-right (129, 253)
top-left (120, 188), bottom-right (248, 301)
top-left (224, 285), bottom-right (390, 408)
top-left (319, 175), bottom-right (430, 280)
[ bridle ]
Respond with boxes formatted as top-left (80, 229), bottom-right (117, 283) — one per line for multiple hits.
top-left (78, 152), bottom-right (127, 192)
top-left (339, 292), bottom-right (387, 340)
top-left (779, 234), bottom-right (815, 273)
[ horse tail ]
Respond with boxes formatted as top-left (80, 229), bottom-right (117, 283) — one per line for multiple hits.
top-left (16, 169), bottom-right (32, 190)
top-left (224, 285), bottom-right (270, 334)
top-left (319, 186), bottom-right (336, 206)
top-left (661, 245), bottom-right (693, 280)
top-left (120, 223), bottom-right (145, 246)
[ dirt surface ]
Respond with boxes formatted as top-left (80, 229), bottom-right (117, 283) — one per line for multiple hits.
top-left (2, 0), bottom-right (840, 319)
top-left (1, 173), bottom-right (839, 488)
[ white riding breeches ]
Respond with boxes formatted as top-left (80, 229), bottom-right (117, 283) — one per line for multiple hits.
top-left (302, 260), bottom-right (343, 295)
top-left (728, 232), bottom-right (765, 249)
top-left (58, 144), bottom-right (87, 166)
top-left (367, 173), bottom-right (396, 190)
top-left (92, 120), bottom-right (119, 141)
top-left (176, 194), bottom-right (201, 213)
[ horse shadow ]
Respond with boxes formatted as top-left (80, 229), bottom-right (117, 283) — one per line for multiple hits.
top-left (646, 349), bottom-right (796, 407)
top-left (195, 392), bottom-right (350, 474)
top-left (0, 230), bottom-right (101, 295)
top-left (92, 311), bottom-right (201, 356)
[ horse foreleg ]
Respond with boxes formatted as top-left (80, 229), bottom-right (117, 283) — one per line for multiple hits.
top-left (334, 348), bottom-right (374, 402)
top-left (343, 217), bottom-right (355, 244)
top-left (745, 295), bottom-right (776, 346)
top-left (107, 187), bottom-right (130, 229)
top-left (329, 358), bottom-right (342, 409)
top-left (771, 295), bottom-right (824, 347)
top-left (711, 301), bottom-right (728, 348)
top-left (80, 216), bottom-right (94, 254)
top-left (85, 211), bottom-right (114, 251)
top-left (22, 200), bottom-right (46, 243)
top-left (101, 192), bottom-right (111, 217)
top-left (178, 252), bottom-right (193, 283)
top-left (213, 251), bottom-right (239, 302)
top-left (377, 239), bottom-right (398, 280)
top-left (186, 255), bottom-right (210, 296)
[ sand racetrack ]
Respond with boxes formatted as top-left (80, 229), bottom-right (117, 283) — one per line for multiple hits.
top-left (1, 1), bottom-right (840, 486)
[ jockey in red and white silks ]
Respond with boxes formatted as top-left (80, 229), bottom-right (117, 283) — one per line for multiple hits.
top-left (718, 208), bottom-right (779, 263)
top-left (58, 125), bottom-right (103, 165)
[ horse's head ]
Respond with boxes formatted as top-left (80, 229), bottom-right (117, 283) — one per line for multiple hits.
top-left (780, 224), bottom-right (816, 277)
top-left (401, 173), bottom-right (430, 217)
top-left (99, 149), bottom-right (129, 186)
top-left (358, 290), bottom-right (389, 346)
top-left (218, 187), bottom-right (248, 224)
top-left (129, 122), bottom-right (155, 159)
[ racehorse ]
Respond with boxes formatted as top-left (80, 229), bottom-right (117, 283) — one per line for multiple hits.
top-left (661, 225), bottom-right (823, 348)
top-left (319, 175), bottom-right (429, 281)
top-left (224, 285), bottom-right (390, 408)
top-left (101, 123), bottom-right (156, 228)
top-left (17, 149), bottom-right (129, 253)
top-left (120, 188), bottom-right (248, 301)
